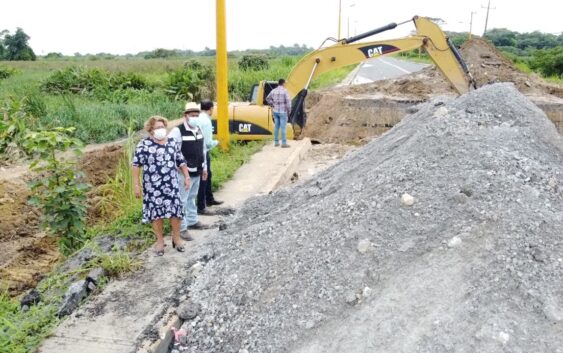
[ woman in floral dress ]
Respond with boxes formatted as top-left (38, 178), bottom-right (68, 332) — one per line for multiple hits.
top-left (132, 116), bottom-right (190, 255)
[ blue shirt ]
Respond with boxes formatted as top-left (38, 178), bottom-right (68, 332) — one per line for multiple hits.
top-left (191, 112), bottom-right (219, 151)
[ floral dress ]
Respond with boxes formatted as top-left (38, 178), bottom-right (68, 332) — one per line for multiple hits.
top-left (132, 137), bottom-right (186, 223)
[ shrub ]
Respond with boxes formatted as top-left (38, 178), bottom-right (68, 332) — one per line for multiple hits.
top-left (41, 66), bottom-right (153, 101)
top-left (165, 60), bottom-right (215, 101)
top-left (0, 65), bottom-right (17, 80)
top-left (238, 55), bottom-right (270, 71)
top-left (45, 52), bottom-right (64, 59)
top-left (24, 127), bottom-right (89, 255)
top-left (529, 47), bottom-right (563, 77)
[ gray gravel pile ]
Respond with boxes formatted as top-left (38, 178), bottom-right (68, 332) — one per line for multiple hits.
top-left (179, 83), bottom-right (563, 353)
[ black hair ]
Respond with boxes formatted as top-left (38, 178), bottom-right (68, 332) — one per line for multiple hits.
top-left (278, 78), bottom-right (286, 85)
top-left (200, 99), bottom-right (214, 111)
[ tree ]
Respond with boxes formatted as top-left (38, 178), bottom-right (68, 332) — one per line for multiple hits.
top-left (0, 29), bottom-right (8, 59)
top-left (3, 28), bottom-right (36, 61)
top-left (485, 28), bottom-right (518, 47)
top-left (529, 47), bottom-right (563, 77)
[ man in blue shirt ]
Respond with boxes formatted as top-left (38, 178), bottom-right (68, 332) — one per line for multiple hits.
top-left (191, 99), bottom-right (224, 215)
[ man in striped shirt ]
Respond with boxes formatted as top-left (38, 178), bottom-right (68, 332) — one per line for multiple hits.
top-left (266, 78), bottom-right (292, 148)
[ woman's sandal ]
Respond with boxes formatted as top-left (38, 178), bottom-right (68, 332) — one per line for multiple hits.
top-left (172, 240), bottom-right (185, 252)
top-left (155, 242), bottom-right (165, 256)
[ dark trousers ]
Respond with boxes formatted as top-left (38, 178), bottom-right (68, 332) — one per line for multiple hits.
top-left (197, 152), bottom-right (215, 210)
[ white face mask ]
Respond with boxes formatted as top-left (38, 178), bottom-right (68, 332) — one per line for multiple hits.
top-left (153, 128), bottom-right (167, 141)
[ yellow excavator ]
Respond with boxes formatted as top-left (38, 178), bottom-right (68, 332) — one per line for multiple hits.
top-left (202, 16), bottom-right (476, 140)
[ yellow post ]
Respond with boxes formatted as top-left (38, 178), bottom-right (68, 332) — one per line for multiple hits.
top-left (216, 0), bottom-right (230, 150)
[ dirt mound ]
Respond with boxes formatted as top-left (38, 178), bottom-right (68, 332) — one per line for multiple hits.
top-left (461, 38), bottom-right (562, 98)
top-left (0, 141), bottom-right (125, 296)
top-left (82, 143), bottom-right (124, 186)
top-left (179, 84), bottom-right (563, 352)
top-left (303, 38), bottom-right (563, 144)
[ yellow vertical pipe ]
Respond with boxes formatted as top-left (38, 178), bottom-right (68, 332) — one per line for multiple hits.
top-left (216, 0), bottom-right (229, 150)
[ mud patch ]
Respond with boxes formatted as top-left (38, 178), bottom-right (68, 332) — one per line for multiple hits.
top-left (0, 236), bottom-right (60, 296)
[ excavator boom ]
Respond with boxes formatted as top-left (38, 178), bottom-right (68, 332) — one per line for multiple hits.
top-left (285, 16), bottom-right (474, 99)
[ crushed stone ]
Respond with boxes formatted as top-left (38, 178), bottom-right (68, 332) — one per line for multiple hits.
top-left (178, 83), bottom-right (563, 353)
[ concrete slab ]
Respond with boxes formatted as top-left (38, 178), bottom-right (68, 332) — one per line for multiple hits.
top-left (38, 138), bottom-right (311, 353)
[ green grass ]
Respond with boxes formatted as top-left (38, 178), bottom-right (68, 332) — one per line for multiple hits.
top-left (0, 56), bottom-right (354, 144)
top-left (513, 60), bottom-right (563, 84)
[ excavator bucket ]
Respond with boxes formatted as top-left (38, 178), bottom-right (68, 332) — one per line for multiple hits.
top-left (290, 89), bottom-right (308, 135)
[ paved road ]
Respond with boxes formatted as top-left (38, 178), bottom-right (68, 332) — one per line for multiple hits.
top-left (344, 56), bottom-right (430, 85)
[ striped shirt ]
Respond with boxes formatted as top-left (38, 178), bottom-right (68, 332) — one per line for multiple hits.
top-left (266, 86), bottom-right (291, 114)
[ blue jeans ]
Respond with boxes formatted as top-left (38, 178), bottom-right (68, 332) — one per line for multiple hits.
top-left (273, 112), bottom-right (288, 145)
top-left (178, 172), bottom-right (201, 231)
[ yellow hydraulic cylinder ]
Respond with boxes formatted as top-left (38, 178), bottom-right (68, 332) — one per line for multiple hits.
top-left (216, 0), bottom-right (230, 150)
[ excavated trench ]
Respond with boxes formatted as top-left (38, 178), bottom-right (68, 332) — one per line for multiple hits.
top-left (303, 93), bottom-right (563, 145)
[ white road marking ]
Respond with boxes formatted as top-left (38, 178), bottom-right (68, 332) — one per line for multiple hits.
top-left (352, 76), bottom-right (374, 84)
top-left (379, 58), bottom-right (412, 74)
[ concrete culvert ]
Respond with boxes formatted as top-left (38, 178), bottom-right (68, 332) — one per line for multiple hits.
top-left (178, 83), bottom-right (563, 353)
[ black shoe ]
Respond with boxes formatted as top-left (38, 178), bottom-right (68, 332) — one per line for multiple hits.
top-left (197, 208), bottom-right (215, 216)
top-left (187, 221), bottom-right (209, 230)
top-left (207, 199), bottom-right (224, 206)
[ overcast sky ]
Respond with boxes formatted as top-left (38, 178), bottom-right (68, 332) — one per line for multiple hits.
top-left (1, 0), bottom-right (561, 56)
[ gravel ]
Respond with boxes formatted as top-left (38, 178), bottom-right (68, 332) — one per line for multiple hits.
top-left (178, 83), bottom-right (563, 353)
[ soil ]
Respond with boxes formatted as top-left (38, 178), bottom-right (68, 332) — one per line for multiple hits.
top-left (302, 38), bottom-right (563, 144)
top-left (0, 141), bottom-right (125, 296)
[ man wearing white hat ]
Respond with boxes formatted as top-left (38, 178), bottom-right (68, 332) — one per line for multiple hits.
top-left (169, 103), bottom-right (209, 240)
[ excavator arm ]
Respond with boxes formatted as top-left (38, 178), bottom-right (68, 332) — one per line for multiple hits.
top-left (285, 16), bottom-right (476, 131)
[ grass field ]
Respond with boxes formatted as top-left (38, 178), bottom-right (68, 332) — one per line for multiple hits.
top-left (0, 56), bottom-right (353, 144)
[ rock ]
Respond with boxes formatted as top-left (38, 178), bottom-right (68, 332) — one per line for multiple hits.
top-left (357, 239), bottom-right (370, 254)
top-left (433, 106), bottom-right (449, 118)
top-left (497, 331), bottom-right (510, 345)
top-left (57, 280), bottom-right (89, 317)
top-left (452, 193), bottom-right (469, 204)
top-left (86, 267), bottom-right (107, 286)
top-left (447, 236), bottom-right (462, 248)
top-left (177, 300), bottom-right (201, 321)
top-left (191, 262), bottom-right (204, 277)
top-left (362, 287), bottom-right (372, 298)
top-left (21, 288), bottom-right (41, 308)
top-left (400, 193), bottom-right (415, 206)
top-left (543, 297), bottom-right (563, 323)
top-left (344, 291), bottom-right (358, 305)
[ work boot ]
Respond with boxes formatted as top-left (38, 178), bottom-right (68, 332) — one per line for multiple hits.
top-left (187, 221), bottom-right (210, 230)
top-left (207, 199), bottom-right (224, 206)
top-left (180, 230), bottom-right (194, 241)
top-left (197, 208), bottom-right (216, 216)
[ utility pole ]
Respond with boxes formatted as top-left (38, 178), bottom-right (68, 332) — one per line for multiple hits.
top-left (482, 0), bottom-right (496, 36)
top-left (216, 0), bottom-right (230, 150)
top-left (469, 11), bottom-right (476, 39)
top-left (338, 0), bottom-right (342, 39)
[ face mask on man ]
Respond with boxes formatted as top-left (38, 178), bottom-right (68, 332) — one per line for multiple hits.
top-left (153, 128), bottom-right (167, 140)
